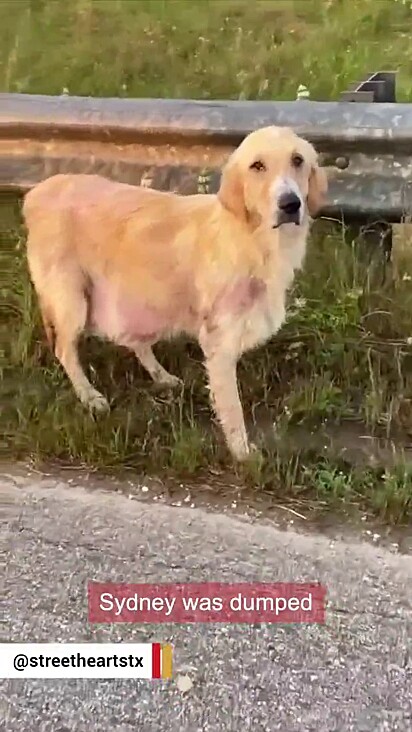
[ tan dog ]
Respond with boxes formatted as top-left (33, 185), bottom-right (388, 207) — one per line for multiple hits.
top-left (24, 126), bottom-right (327, 460)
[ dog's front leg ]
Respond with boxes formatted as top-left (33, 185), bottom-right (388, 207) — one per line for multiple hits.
top-left (204, 349), bottom-right (250, 460)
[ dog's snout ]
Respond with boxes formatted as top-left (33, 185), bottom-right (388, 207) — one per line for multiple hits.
top-left (276, 190), bottom-right (301, 226)
top-left (278, 192), bottom-right (301, 215)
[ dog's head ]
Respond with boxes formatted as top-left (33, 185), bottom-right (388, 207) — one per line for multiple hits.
top-left (218, 126), bottom-right (327, 230)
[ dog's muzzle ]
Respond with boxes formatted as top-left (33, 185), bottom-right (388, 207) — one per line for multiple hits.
top-left (276, 191), bottom-right (301, 226)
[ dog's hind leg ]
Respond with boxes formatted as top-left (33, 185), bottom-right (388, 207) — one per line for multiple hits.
top-left (132, 342), bottom-right (182, 388)
top-left (34, 266), bottom-right (109, 413)
top-left (55, 319), bottom-right (110, 414)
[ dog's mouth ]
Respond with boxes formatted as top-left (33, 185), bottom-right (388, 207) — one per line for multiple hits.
top-left (272, 220), bottom-right (301, 230)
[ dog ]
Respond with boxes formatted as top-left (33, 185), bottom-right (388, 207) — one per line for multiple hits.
top-left (23, 125), bottom-right (327, 460)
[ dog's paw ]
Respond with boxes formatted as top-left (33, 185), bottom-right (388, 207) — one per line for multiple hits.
top-left (228, 439), bottom-right (252, 462)
top-left (82, 390), bottom-right (110, 414)
top-left (155, 374), bottom-right (183, 389)
top-left (230, 439), bottom-right (264, 464)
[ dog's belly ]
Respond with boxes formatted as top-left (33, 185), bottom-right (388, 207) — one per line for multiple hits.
top-left (88, 275), bottom-right (284, 352)
top-left (88, 281), bottom-right (175, 344)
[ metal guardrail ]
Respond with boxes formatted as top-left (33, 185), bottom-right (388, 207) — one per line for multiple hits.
top-left (1, 72), bottom-right (411, 232)
top-left (338, 71), bottom-right (397, 256)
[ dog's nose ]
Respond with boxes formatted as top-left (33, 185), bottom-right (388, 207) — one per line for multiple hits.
top-left (278, 192), bottom-right (301, 215)
top-left (277, 191), bottom-right (301, 226)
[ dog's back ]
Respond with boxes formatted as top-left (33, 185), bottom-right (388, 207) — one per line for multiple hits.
top-left (24, 173), bottom-right (215, 280)
top-left (24, 173), bottom-right (178, 268)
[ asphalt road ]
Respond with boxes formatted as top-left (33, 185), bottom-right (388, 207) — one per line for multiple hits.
top-left (2, 472), bottom-right (411, 731)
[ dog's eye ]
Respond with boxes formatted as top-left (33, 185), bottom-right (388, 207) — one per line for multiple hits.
top-left (291, 153), bottom-right (304, 168)
top-left (249, 160), bottom-right (266, 172)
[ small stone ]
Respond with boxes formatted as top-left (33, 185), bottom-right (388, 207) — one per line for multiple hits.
top-left (176, 674), bottom-right (193, 694)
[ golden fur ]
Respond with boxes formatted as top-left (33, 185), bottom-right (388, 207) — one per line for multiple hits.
top-left (24, 126), bottom-right (327, 459)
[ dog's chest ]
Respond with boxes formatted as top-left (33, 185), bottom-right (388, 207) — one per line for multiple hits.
top-left (239, 281), bottom-right (287, 351)
top-left (209, 274), bottom-right (287, 354)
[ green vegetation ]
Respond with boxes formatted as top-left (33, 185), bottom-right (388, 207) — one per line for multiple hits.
top-left (3, 0), bottom-right (412, 101)
top-left (2, 0), bottom-right (412, 525)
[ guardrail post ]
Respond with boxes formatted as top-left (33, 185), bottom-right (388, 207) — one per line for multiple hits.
top-left (340, 72), bottom-right (396, 264)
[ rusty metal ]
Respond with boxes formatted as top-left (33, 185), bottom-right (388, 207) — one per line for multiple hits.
top-left (2, 88), bottom-right (412, 224)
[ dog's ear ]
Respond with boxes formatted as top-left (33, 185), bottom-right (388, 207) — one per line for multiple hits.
top-left (218, 159), bottom-right (248, 222)
top-left (307, 162), bottom-right (328, 218)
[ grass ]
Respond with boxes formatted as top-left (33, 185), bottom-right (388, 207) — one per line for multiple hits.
top-left (3, 0), bottom-right (412, 101)
top-left (2, 0), bottom-right (412, 525)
